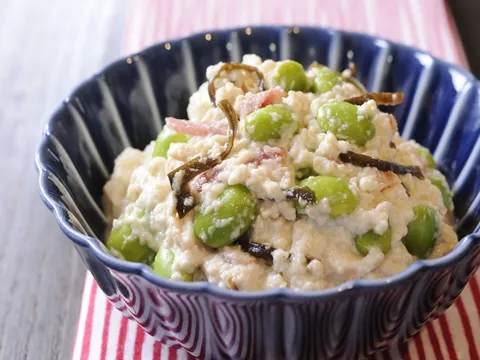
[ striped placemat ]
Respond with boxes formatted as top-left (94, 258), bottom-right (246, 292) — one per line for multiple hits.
top-left (73, 1), bottom-right (478, 359)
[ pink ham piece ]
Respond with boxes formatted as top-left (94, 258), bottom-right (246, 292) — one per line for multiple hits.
top-left (189, 166), bottom-right (223, 193)
top-left (240, 87), bottom-right (286, 118)
top-left (249, 146), bottom-right (287, 166)
top-left (166, 117), bottom-right (229, 136)
top-left (189, 146), bottom-right (287, 192)
top-left (167, 87), bottom-right (285, 136)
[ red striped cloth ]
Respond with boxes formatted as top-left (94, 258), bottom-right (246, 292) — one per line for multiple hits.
top-left (73, 1), bottom-right (479, 359)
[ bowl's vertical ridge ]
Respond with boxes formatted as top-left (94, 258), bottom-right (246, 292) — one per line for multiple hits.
top-left (368, 40), bottom-right (392, 92)
top-left (66, 103), bottom-right (110, 179)
top-left (97, 78), bottom-right (132, 147)
top-left (434, 81), bottom-right (476, 161)
top-left (134, 57), bottom-right (164, 134)
top-left (400, 57), bottom-right (435, 139)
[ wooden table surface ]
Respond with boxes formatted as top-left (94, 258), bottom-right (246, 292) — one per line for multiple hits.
top-left (0, 1), bottom-right (127, 358)
top-left (0, 1), bottom-right (478, 359)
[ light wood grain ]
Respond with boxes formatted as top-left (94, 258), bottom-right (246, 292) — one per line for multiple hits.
top-left (0, 1), bottom-right (126, 359)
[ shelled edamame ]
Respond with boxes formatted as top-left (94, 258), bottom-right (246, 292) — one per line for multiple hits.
top-left (106, 209), bottom-right (155, 263)
top-left (402, 205), bottom-right (438, 258)
top-left (194, 185), bottom-right (257, 248)
top-left (270, 60), bottom-right (307, 92)
top-left (244, 105), bottom-right (296, 141)
top-left (297, 176), bottom-right (358, 218)
top-left (316, 101), bottom-right (376, 146)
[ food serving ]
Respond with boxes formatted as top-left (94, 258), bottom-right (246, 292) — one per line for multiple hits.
top-left (103, 54), bottom-right (457, 291)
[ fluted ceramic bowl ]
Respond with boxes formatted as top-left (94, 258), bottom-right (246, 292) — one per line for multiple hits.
top-left (36, 26), bottom-right (480, 359)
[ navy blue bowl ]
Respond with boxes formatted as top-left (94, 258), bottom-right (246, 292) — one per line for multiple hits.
top-left (36, 26), bottom-right (480, 359)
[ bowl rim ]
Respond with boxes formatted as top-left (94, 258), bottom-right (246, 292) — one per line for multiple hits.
top-left (36, 25), bottom-right (480, 301)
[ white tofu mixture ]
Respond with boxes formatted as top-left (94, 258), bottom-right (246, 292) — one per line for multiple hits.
top-left (103, 54), bottom-right (457, 291)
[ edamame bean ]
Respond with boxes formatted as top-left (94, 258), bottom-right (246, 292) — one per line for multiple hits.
top-left (245, 105), bottom-right (296, 141)
top-left (152, 129), bottom-right (189, 158)
top-left (417, 146), bottom-right (436, 168)
top-left (316, 101), bottom-right (376, 146)
top-left (106, 208), bottom-right (154, 263)
top-left (270, 60), bottom-right (307, 91)
top-left (402, 205), bottom-right (438, 258)
top-left (194, 185), bottom-right (257, 248)
top-left (153, 248), bottom-right (193, 281)
top-left (431, 178), bottom-right (453, 210)
top-left (106, 223), bottom-right (154, 263)
top-left (311, 67), bottom-right (343, 94)
top-left (355, 227), bottom-right (392, 256)
top-left (298, 176), bottom-right (359, 218)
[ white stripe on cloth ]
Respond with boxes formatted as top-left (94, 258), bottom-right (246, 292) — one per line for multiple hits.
top-left (432, 319), bottom-right (450, 359)
top-left (447, 303), bottom-right (470, 358)
top-left (89, 286), bottom-right (108, 359)
top-left (72, 275), bottom-right (93, 360)
top-left (74, 0), bottom-right (476, 359)
top-left (106, 302), bottom-right (122, 360)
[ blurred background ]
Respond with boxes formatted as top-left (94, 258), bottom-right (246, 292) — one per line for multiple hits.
top-left (0, 0), bottom-right (478, 359)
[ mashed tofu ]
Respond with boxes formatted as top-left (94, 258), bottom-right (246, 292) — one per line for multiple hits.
top-left (103, 55), bottom-right (457, 291)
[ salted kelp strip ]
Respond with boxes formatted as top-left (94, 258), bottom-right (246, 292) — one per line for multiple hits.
top-left (236, 231), bottom-right (273, 262)
top-left (339, 151), bottom-right (424, 179)
top-left (284, 186), bottom-right (316, 205)
top-left (208, 63), bottom-right (264, 104)
top-left (168, 100), bottom-right (239, 218)
top-left (344, 92), bottom-right (404, 106)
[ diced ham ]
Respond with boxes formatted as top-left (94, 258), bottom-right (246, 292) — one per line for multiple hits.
top-left (166, 117), bottom-right (229, 136)
top-left (189, 146), bottom-right (287, 192)
top-left (189, 166), bottom-right (223, 193)
top-left (240, 87), bottom-right (286, 118)
top-left (167, 87), bottom-right (285, 136)
top-left (249, 146), bottom-right (288, 166)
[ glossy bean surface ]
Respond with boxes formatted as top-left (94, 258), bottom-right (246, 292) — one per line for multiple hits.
top-left (194, 185), bottom-right (257, 248)
top-left (316, 101), bottom-right (376, 146)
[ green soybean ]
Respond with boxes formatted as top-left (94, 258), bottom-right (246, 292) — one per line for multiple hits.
top-left (417, 146), bottom-right (436, 168)
top-left (311, 67), bottom-right (343, 94)
top-left (244, 105), bottom-right (296, 141)
top-left (298, 176), bottom-right (358, 218)
top-left (316, 101), bottom-right (376, 146)
top-left (431, 178), bottom-right (453, 210)
top-left (152, 129), bottom-right (189, 158)
top-left (194, 185), bottom-right (257, 248)
top-left (271, 60), bottom-right (307, 91)
top-left (106, 222), bottom-right (154, 263)
top-left (153, 248), bottom-right (193, 281)
top-left (355, 227), bottom-right (392, 256)
top-left (402, 205), bottom-right (438, 258)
